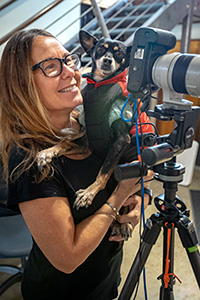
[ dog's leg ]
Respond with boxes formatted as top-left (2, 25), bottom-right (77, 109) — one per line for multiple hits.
top-left (74, 132), bottom-right (130, 209)
top-left (74, 167), bottom-right (114, 208)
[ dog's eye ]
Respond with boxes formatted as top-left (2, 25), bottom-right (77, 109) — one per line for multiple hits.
top-left (97, 46), bottom-right (106, 55)
top-left (114, 50), bottom-right (124, 60)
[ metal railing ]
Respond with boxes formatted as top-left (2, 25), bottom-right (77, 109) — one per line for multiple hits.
top-left (0, 0), bottom-right (16, 11)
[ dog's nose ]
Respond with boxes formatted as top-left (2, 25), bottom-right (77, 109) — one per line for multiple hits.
top-left (103, 58), bottom-right (112, 65)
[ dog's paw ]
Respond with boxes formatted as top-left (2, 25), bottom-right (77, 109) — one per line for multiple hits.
top-left (37, 146), bottom-right (60, 170)
top-left (111, 222), bottom-right (133, 241)
top-left (74, 182), bottom-right (102, 210)
top-left (73, 189), bottom-right (95, 209)
top-left (120, 223), bottom-right (133, 241)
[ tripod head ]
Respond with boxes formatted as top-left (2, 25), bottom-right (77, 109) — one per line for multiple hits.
top-left (142, 106), bottom-right (200, 167)
top-left (114, 102), bottom-right (200, 184)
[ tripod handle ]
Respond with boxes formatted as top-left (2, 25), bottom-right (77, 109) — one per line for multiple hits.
top-left (114, 162), bottom-right (148, 181)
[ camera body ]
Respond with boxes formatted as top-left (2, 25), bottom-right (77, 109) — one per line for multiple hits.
top-left (127, 27), bottom-right (176, 95)
top-left (128, 27), bottom-right (200, 109)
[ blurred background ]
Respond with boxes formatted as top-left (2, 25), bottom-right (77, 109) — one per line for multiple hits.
top-left (0, 0), bottom-right (200, 299)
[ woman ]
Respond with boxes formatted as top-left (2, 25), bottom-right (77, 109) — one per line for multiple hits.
top-left (0, 29), bottom-right (153, 299)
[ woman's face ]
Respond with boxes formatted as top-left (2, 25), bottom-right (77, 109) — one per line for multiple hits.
top-left (31, 35), bottom-right (83, 127)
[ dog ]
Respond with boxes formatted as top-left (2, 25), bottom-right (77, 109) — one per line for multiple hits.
top-left (75, 30), bottom-right (132, 204)
top-left (37, 30), bottom-right (152, 239)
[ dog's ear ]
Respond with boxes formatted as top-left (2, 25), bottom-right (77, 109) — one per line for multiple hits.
top-left (79, 30), bottom-right (98, 55)
top-left (121, 46), bottom-right (132, 68)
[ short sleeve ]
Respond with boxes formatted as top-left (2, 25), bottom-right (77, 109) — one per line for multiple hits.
top-left (7, 148), bottom-right (69, 212)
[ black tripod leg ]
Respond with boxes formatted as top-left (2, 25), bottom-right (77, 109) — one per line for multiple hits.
top-left (176, 215), bottom-right (200, 287)
top-left (118, 214), bottom-right (162, 300)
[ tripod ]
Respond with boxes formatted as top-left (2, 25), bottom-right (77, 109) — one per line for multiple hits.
top-left (118, 160), bottom-right (200, 300)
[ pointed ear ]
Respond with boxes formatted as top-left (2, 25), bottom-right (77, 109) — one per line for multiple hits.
top-left (79, 30), bottom-right (98, 55)
top-left (121, 46), bottom-right (132, 68)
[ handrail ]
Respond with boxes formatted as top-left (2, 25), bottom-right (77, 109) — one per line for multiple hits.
top-left (0, 0), bottom-right (65, 46)
top-left (0, 0), bottom-right (16, 11)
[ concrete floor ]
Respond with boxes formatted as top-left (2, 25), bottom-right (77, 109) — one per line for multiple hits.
top-left (0, 167), bottom-right (200, 300)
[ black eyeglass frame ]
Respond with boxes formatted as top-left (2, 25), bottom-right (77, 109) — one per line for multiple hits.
top-left (32, 53), bottom-right (81, 78)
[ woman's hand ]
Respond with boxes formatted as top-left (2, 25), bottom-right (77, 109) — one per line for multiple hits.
top-left (109, 168), bottom-right (154, 242)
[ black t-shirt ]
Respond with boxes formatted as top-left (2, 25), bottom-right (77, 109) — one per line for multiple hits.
top-left (7, 147), bottom-right (122, 300)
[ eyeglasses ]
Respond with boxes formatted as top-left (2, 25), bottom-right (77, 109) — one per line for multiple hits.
top-left (32, 53), bottom-right (81, 78)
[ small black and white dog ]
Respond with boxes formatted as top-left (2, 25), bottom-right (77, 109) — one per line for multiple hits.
top-left (76, 31), bottom-right (137, 239)
top-left (75, 30), bottom-right (133, 205)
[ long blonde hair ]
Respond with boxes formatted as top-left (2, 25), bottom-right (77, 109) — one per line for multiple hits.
top-left (0, 29), bottom-right (86, 181)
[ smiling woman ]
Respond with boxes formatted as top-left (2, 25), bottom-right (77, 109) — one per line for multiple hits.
top-left (0, 29), bottom-right (153, 300)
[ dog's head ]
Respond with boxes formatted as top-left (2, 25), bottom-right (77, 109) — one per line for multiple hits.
top-left (79, 30), bottom-right (131, 82)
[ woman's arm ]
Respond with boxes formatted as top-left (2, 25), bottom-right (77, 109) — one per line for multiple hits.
top-left (19, 171), bottom-right (153, 274)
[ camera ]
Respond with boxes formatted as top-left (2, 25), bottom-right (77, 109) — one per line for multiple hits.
top-left (127, 27), bottom-right (200, 167)
top-left (128, 27), bottom-right (200, 103)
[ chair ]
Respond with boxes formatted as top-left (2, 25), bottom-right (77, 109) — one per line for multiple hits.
top-left (0, 183), bottom-right (32, 296)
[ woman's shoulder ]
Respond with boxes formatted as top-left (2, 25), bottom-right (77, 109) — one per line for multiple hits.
top-left (9, 145), bottom-right (28, 168)
top-left (8, 145), bottom-right (38, 183)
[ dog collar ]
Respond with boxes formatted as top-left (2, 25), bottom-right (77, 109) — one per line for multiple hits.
top-left (84, 69), bottom-right (129, 97)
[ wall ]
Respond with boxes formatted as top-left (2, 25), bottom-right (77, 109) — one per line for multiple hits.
top-left (0, 0), bottom-right (80, 57)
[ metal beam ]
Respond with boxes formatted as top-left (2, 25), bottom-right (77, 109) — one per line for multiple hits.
top-left (180, 0), bottom-right (195, 53)
top-left (90, 0), bottom-right (110, 38)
